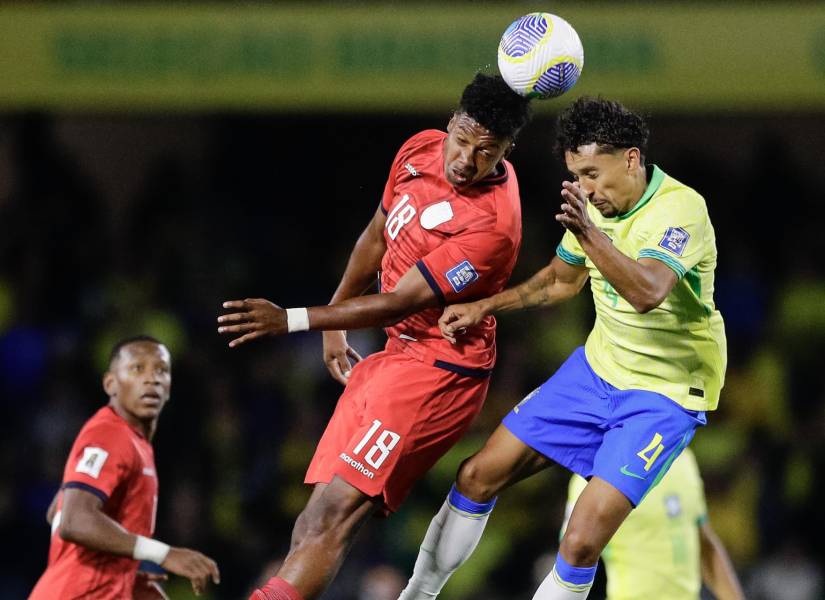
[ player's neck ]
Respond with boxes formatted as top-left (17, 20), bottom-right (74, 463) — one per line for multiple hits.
top-left (621, 167), bottom-right (649, 214)
top-left (109, 401), bottom-right (156, 440)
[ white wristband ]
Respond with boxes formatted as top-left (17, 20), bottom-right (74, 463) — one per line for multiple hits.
top-left (286, 307), bottom-right (310, 333)
top-left (133, 535), bottom-right (171, 564)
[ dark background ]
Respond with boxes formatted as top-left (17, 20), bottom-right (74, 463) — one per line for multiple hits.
top-left (2, 107), bottom-right (824, 599)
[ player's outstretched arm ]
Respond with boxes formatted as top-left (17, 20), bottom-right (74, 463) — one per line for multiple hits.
top-left (218, 263), bottom-right (439, 347)
top-left (699, 521), bottom-right (746, 600)
top-left (439, 256), bottom-right (588, 343)
top-left (58, 488), bottom-right (220, 596)
top-left (557, 181), bottom-right (677, 313)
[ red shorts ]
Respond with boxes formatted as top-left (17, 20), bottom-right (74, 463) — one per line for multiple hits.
top-left (305, 349), bottom-right (489, 512)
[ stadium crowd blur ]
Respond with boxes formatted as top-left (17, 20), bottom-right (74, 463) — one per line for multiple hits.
top-left (2, 109), bottom-right (824, 600)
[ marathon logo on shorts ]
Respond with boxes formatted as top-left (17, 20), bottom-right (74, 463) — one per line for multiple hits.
top-left (658, 227), bottom-right (690, 256)
top-left (339, 452), bottom-right (375, 479)
top-left (446, 260), bottom-right (479, 293)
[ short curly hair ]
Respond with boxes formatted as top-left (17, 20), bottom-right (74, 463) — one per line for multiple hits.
top-left (555, 96), bottom-right (649, 161)
top-left (457, 73), bottom-right (532, 140)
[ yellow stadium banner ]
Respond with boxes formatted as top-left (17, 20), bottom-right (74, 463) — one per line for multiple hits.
top-left (0, 3), bottom-right (823, 112)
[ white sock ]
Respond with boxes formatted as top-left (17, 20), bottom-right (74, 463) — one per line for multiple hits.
top-left (532, 561), bottom-right (595, 600)
top-left (398, 486), bottom-right (495, 600)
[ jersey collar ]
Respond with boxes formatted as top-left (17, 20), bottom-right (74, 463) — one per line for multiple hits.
top-left (474, 161), bottom-right (509, 186)
top-left (616, 164), bottom-right (664, 221)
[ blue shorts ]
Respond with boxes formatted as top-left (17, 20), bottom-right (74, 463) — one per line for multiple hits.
top-left (502, 347), bottom-right (706, 506)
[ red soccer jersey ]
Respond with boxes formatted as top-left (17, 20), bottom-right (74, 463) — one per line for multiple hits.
top-left (380, 129), bottom-right (522, 374)
top-left (30, 406), bottom-right (159, 600)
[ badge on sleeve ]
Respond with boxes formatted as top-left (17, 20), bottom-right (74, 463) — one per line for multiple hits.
top-left (75, 447), bottom-right (109, 479)
top-left (446, 260), bottom-right (479, 293)
top-left (658, 227), bottom-right (690, 256)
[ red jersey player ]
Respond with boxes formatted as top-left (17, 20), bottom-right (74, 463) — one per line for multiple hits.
top-left (217, 73), bottom-right (532, 600)
top-left (29, 336), bottom-right (220, 599)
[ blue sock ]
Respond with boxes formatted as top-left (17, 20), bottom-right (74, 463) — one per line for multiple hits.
top-left (447, 484), bottom-right (497, 518)
top-left (554, 552), bottom-right (597, 587)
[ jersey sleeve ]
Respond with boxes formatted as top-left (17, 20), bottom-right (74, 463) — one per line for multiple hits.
top-left (636, 193), bottom-right (709, 279)
top-left (416, 229), bottom-right (515, 304)
top-left (556, 229), bottom-right (586, 266)
top-left (62, 423), bottom-right (137, 502)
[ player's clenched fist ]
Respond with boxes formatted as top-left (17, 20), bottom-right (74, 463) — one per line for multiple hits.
top-left (218, 298), bottom-right (287, 347)
top-left (161, 547), bottom-right (220, 596)
top-left (438, 302), bottom-right (485, 344)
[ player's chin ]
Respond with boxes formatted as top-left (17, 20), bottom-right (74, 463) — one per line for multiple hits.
top-left (594, 204), bottom-right (618, 218)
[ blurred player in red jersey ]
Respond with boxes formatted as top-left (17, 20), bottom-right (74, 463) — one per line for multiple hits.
top-left (29, 336), bottom-right (220, 599)
top-left (217, 73), bottom-right (531, 600)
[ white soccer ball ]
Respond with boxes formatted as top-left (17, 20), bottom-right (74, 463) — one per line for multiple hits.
top-left (497, 12), bottom-right (584, 99)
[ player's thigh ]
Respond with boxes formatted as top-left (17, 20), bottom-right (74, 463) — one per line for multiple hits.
top-left (301, 477), bottom-right (380, 540)
top-left (457, 423), bottom-right (554, 500)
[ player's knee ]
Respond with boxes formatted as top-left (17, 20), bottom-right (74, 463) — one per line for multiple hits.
top-left (559, 528), bottom-right (601, 566)
top-left (456, 455), bottom-right (498, 502)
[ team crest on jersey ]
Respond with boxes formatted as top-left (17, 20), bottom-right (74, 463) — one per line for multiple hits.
top-left (664, 494), bottom-right (682, 518)
top-left (446, 260), bottom-right (479, 293)
top-left (658, 227), bottom-right (690, 256)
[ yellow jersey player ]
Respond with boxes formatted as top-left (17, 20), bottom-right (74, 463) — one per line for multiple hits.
top-left (565, 448), bottom-right (745, 600)
top-left (398, 97), bottom-right (726, 600)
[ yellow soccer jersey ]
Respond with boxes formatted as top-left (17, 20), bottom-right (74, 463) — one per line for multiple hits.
top-left (565, 449), bottom-right (706, 600)
top-left (556, 165), bottom-right (726, 411)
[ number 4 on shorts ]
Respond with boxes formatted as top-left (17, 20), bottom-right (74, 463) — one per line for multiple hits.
top-left (637, 432), bottom-right (664, 472)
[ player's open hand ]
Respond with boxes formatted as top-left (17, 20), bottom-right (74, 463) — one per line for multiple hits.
top-left (557, 181), bottom-right (595, 236)
top-left (323, 330), bottom-right (363, 386)
top-left (218, 298), bottom-right (287, 347)
top-left (161, 547), bottom-right (220, 596)
top-left (439, 302), bottom-right (484, 344)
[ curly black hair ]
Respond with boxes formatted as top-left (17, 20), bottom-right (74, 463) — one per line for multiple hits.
top-left (555, 96), bottom-right (649, 161)
top-left (457, 73), bottom-right (532, 140)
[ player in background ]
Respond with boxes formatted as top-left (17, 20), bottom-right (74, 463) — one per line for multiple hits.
top-left (29, 336), bottom-right (220, 599)
top-left (217, 73), bottom-right (531, 600)
top-left (563, 448), bottom-right (745, 600)
top-left (398, 96), bottom-right (726, 600)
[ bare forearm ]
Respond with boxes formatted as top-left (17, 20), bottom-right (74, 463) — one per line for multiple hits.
top-left (479, 264), bottom-right (581, 315)
top-left (701, 527), bottom-right (745, 600)
top-left (576, 228), bottom-right (664, 313)
top-left (309, 292), bottom-right (420, 331)
top-left (60, 510), bottom-right (138, 557)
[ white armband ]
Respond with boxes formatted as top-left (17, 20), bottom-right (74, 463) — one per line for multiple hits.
top-left (133, 535), bottom-right (171, 564)
top-left (286, 307), bottom-right (310, 333)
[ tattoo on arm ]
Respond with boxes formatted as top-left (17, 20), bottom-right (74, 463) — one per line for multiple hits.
top-left (515, 268), bottom-right (554, 309)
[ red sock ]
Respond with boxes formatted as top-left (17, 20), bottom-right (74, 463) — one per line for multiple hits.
top-left (251, 577), bottom-right (305, 600)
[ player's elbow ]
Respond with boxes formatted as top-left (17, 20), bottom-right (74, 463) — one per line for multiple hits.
top-left (58, 511), bottom-right (90, 545)
top-left (629, 289), bottom-right (668, 313)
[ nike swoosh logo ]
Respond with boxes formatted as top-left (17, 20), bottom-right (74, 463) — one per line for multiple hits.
top-left (620, 465), bottom-right (646, 480)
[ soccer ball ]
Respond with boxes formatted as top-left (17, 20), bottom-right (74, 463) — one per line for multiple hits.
top-left (497, 12), bottom-right (584, 99)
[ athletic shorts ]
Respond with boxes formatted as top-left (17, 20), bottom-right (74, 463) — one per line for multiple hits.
top-left (502, 347), bottom-right (706, 506)
top-left (305, 349), bottom-right (489, 512)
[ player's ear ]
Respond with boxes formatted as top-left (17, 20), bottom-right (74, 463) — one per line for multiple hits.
top-left (626, 147), bottom-right (641, 171)
top-left (503, 141), bottom-right (515, 159)
top-left (447, 113), bottom-right (457, 132)
top-left (103, 371), bottom-right (117, 397)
